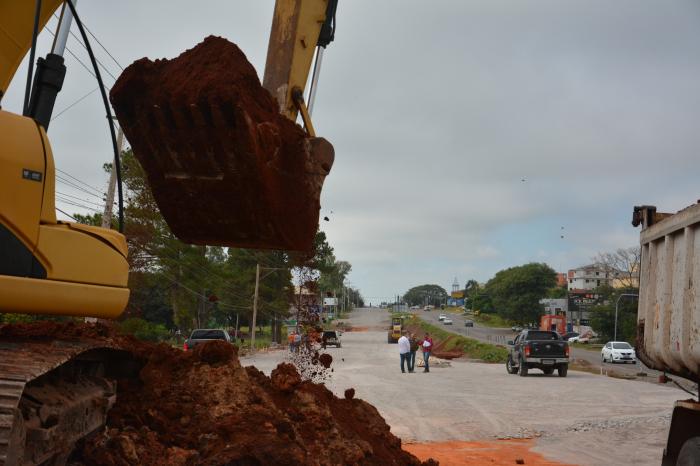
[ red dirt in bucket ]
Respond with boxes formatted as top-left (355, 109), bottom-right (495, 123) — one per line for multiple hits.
top-left (110, 36), bottom-right (333, 251)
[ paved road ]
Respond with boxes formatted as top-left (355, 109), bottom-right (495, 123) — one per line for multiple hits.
top-left (417, 310), bottom-right (668, 380)
top-left (243, 308), bottom-right (686, 466)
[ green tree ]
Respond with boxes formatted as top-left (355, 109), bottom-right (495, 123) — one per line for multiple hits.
top-left (485, 263), bottom-right (556, 324)
top-left (403, 284), bottom-right (448, 307)
top-left (589, 288), bottom-right (638, 343)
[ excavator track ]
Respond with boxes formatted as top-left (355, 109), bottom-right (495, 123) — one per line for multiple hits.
top-left (0, 337), bottom-right (138, 466)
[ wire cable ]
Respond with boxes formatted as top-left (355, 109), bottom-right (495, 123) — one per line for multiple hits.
top-left (56, 167), bottom-right (105, 195)
top-left (56, 175), bottom-right (105, 199)
top-left (64, 0), bottom-right (124, 233)
top-left (51, 87), bottom-right (98, 121)
top-left (52, 11), bottom-right (124, 71)
top-left (56, 190), bottom-right (105, 207)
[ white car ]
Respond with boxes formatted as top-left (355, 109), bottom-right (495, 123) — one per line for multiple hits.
top-left (443, 318), bottom-right (453, 325)
top-left (601, 341), bottom-right (636, 363)
top-left (438, 314), bottom-right (447, 321)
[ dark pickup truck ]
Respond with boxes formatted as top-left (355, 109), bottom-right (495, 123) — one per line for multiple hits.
top-left (183, 329), bottom-right (232, 351)
top-left (506, 330), bottom-right (569, 377)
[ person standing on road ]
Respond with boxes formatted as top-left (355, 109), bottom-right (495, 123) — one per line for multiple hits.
top-left (408, 333), bottom-right (419, 373)
top-left (421, 332), bottom-right (433, 373)
top-left (398, 331), bottom-right (411, 373)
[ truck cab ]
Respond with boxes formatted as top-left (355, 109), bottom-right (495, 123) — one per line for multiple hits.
top-left (506, 330), bottom-right (569, 377)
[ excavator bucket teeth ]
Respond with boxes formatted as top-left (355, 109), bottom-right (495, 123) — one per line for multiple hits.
top-left (109, 36), bottom-right (333, 251)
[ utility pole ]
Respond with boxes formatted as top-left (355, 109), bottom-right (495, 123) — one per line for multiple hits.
top-left (102, 126), bottom-right (124, 228)
top-left (251, 263), bottom-right (261, 351)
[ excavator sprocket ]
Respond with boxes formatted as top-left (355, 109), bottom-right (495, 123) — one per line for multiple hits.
top-left (110, 36), bottom-right (334, 252)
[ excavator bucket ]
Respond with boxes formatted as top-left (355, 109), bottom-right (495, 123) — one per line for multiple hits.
top-left (110, 36), bottom-right (333, 251)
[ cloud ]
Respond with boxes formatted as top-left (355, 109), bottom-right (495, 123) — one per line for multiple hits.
top-left (4, 0), bottom-right (699, 300)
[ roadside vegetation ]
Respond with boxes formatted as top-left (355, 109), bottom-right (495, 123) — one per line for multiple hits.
top-left (407, 317), bottom-right (508, 363)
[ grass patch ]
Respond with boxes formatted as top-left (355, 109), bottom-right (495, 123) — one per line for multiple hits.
top-left (407, 317), bottom-right (508, 363)
top-left (570, 342), bottom-right (603, 352)
top-left (472, 313), bottom-right (514, 328)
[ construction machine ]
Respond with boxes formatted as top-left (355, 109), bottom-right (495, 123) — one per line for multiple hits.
top-left (388, 316), bottom-right (403, 343)
top-left (0, 0), bottom-right (337, 464)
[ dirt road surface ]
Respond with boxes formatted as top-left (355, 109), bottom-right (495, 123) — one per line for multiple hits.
top-left (243, 308), bottom-right (684, 465)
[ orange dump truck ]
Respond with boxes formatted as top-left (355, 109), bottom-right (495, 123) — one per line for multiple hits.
top-left (540, 314), bottom-right (566, 335)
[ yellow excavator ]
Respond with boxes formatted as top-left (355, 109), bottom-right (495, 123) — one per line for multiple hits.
top-left (0, 1), bottom-right (337, 463)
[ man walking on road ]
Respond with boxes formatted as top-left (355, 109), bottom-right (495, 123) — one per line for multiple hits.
top-left (421, 332), bottom-right (433, 373)
top-left (398, 331), bottom-right (410, 373)
top-left (408, 333), bottom-right (419, 373)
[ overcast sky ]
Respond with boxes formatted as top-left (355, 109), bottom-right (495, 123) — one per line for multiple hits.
top-left (5, 1), bottom-right (700, 303)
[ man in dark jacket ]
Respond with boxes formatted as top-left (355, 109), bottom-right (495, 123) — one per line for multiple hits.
top-left (408, 333), bottom-right (419, 373)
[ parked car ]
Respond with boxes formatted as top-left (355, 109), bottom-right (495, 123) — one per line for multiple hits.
top-left (438, 314), bottom-right (447, 321)
top-left (443, 318), bottom-right (453, 325)
top-left (464, 320), bottom-right (474, 327)
top-left (506, 330), bottom-right (569, 377)
top-left (601, 341), bottom-right (636, 363)
top-left (511, 325), bottom-right (523, 333)
top-left (410, 305), bottom-right (420, 310)
top-left (561, 332), bottom-right (579, 341)
top-left (322, 330), bottom-right (342, 348)
top-left (184, 328), bottom-right (232, 351)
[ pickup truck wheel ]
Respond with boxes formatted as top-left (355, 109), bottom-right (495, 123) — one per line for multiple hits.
top-left (677, 436), bottom-right (700, 466)
top-left (506, 356), bottom-right (518, 374)
top-left (558, 364), bottom-right (568, 377)
top-left (519, 358), bottom-right (528, 377)
top-left (543, 367), bottom-right (554, 375)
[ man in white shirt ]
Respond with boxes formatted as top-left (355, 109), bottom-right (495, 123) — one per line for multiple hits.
top-left (397, 331), bottom-right (411, 373)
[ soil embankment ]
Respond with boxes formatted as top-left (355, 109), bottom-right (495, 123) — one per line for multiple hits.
top-left (1, 322), bottom-right (435, 465)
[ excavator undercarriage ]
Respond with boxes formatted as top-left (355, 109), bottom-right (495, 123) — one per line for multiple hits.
top-left (0, 337), bottom-right (140, 466)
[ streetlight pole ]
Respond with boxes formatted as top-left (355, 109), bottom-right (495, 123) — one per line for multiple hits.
top-left (614, 293), bottom-right (639, 341)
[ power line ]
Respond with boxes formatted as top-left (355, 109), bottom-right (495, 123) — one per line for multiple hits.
top-left (160, 272), bottom-right (250, 311)
top-left (51, 87), bottom-right (98, 121)
top-left (56, 190), bottom-right (105, 208)
top-left (55, 197), bottom-right (101, 213)
top-left (56, 175), bottom-right (105, 199)
top-left (53, 11), bottom-right (124, 71)
top-left (45, 17), bottom-right (118, 83)
top-left (55, 168), bottom-right (106, 196)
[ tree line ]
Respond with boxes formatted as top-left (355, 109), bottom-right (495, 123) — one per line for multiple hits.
top-left (1, 151), bottom-right (363, 342)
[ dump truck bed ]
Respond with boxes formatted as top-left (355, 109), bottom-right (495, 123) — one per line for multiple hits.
top-left (637, 203), bottom-right (700, 380)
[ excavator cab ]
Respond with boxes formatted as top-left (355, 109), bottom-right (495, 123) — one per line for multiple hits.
top-left (0, 0), bottom-right (129, 318)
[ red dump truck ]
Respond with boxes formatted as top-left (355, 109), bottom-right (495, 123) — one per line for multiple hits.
top-left (634, 204), bottom-right (700, 465)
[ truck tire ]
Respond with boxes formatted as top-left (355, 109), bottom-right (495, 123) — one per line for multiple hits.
top-left (543, 367), bottom-right (554, 375)
top-left (519, 357), bottom-right (528, 377)
top-left (558, 364), bottom-right (568, 377)
top-left (506, 356), bottom-right (518, 374)
top-left (677, 436), bottom-right (700, 466)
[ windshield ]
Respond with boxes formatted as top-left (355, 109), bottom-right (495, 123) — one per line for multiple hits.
top-left (527, 331), bottom-right (560, 341)
top-left (612, 342), bottom-right (632, 350)
top-left (323, 331), bottom-right (337, 338)
top-left (190, 330), bottom-right (226, 340)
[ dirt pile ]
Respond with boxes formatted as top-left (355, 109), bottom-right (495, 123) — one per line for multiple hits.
top-left (19, 327), bottom-right (436, 465)
top-left (110, 35), bottom-right (334, 251)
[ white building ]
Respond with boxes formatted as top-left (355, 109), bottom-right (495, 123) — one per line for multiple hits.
top-left (567, 265), bottom-right (612, 291)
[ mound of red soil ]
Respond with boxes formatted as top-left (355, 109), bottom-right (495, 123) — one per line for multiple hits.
top-left (45, 334), bottom-right (435, 465)
top-left (110, 36), bottom-right (334, 252)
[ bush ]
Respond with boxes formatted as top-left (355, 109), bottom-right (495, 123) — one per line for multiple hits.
top-left (118, 318), bottom-right (169, 342)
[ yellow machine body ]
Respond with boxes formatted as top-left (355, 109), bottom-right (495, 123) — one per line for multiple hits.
top-left (0, 110), bottom-right (129, 318)
top-left (0, 0), bottom-right (331, 320)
